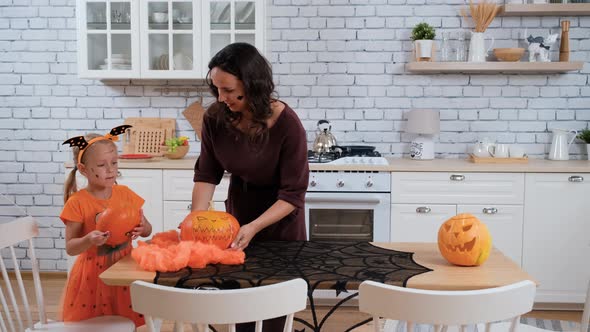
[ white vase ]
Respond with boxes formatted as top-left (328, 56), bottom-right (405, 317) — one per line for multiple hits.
top-left (415, 40), bottom-right (433, 60)
top-left (468, 32), bottom-right (495, 62)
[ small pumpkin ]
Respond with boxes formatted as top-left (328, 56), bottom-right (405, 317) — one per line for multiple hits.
top-left (179, 211), bottom-right (240, 250)
top-left (437, 213), bottom-right (492, 266)
top-left (96, 206), bottom-right (141, 247)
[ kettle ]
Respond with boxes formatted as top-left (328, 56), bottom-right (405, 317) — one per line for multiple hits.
top-left (548, 128), bottom-right (578, 161)
top-left (312, 120), bottom-right (337, 154)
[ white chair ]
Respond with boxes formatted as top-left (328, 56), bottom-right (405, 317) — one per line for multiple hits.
top-left (359, 280), bottom-right (537, 332)
top-left (130, 278), bottom-right (308, 332)
top-left (519, 279), bottom-right (590, 332)
top-left (0, 216), bottom-right (135, 332)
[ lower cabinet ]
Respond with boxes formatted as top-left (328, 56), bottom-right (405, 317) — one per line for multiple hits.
top-left (116, 169), bottom-right (163, 239)
top-left (162, 170), bottom-right (229, 231)
top-left (523, 173), bottom-right (590, 304)
top-left (391, 172), bottom-right (525, 267)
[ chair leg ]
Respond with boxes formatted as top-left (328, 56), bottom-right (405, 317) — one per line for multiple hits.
top-left (508, 316), bottom-right (519, 332)
top-left (373, 315), bottom-right (380, 332)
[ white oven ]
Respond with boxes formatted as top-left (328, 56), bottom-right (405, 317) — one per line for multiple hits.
top-left (304, 170), bottom-right (391, 305)
top-left (304, 171), bottom-right (391, 242)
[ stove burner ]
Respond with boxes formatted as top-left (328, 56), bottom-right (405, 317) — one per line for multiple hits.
top-left (307, 147), bottom-right (381, 163)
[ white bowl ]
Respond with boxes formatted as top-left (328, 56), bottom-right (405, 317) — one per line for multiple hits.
top-left (152, 12), bottom-right (168, 23)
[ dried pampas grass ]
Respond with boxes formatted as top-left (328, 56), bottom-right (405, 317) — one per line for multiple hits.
top-left (461, 0), bottom-right (500, 33)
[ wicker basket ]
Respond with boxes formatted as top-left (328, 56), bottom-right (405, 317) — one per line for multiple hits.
top-left (162, 145), bottom-right (189, 159)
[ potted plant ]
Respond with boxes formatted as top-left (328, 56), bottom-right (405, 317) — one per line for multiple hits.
top-left (577, 129), bottom-right (590, 160)
top-left (411, 22), bottom-right (436, 61)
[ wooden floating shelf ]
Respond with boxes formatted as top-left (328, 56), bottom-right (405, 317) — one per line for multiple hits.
top-left (499, 3), bottom-right (590, 16)
top-left (406, 61), bottom-right (584, 74)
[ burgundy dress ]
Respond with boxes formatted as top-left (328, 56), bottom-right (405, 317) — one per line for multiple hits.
top-left (194, 103), bottom-right (309, 242)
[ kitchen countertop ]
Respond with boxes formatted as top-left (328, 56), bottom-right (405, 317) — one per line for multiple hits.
top-left (93, 156), bottom-right (590, 173)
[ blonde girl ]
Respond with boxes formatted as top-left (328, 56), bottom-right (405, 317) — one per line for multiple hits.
top-left (60, 125), bottom-right (151, 326)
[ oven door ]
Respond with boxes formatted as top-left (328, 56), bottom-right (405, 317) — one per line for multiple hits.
top-left (305, 192), bottom-right (390, 242)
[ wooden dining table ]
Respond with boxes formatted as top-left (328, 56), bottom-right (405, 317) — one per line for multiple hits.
top-left (100, 242), bottom-right (536, 332)
top-left (100, 242), bottom-right (536, 290)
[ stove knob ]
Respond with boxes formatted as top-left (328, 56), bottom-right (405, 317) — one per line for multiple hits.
top-left (366, 179), bottom-right (374, 188)
top-left (336, 180), bottom-right (344, 188)
top-left (310, 180), bottom-right (317, 187)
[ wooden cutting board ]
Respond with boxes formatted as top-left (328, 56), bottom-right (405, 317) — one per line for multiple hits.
top-left (122, 117), bottom-right (176, 155)
top-left (182, 101), bottom-right (206, 141)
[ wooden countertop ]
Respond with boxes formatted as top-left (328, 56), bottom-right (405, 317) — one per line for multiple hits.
top-left (100, 242), bottom-right (536, 290)
top-left (89, 156), bottom-right (590, 173)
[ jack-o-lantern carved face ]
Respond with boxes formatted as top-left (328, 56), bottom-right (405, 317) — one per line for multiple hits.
top-left (437, 213), bottom-right (492, 266)
top-left (96, 205), bottom-right (141, 247)
top-left (179, 211), bottom-right (240, 250)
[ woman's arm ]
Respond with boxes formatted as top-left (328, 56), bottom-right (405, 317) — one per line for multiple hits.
top-left (230, 199), bottom-right (295, 250)
top-left (191, 181), bottom-right (216, 211)
top-left (65, 221), bottom-right (109, 256)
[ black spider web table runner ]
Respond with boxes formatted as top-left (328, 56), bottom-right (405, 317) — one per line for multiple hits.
top-left (154, 241), bottom-right (432, 331)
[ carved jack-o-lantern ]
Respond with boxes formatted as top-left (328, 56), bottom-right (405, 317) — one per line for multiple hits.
top-left (179, 211), bottom-right (240, 250)
top-left (437, 213), bottom-right (492, 266)
top-left (96, 206), bottom-right (141, 247)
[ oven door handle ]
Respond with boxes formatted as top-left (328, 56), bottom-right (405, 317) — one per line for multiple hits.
top-left (305, 196), bottom-right (381, 204)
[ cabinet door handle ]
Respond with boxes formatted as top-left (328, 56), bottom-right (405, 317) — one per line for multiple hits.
top-left (450, 174), bottom-right (465, 181)
top-left (187, 204), bottom-right (192, 210)
top-left (416, 207), bottom-right (431, 214)
top-left (568, 176), bottom-right (584, 183)
top-left (482, 207), bottom-right (498, 214)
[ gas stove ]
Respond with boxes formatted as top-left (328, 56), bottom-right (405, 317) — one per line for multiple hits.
top-left (307, 148), bottom-right (385, 164)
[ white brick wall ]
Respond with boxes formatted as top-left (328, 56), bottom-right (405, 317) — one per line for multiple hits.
top-left (0, 0), bottom-right (589, 271)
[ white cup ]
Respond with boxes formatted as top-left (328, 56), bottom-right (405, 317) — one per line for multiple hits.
top-left (490, 144), bottom-right (509, 158)
top-left (509, 145), bottom-right (526, 158)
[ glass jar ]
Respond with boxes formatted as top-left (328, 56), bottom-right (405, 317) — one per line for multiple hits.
top-left (440, 32), bottom-right (450, 62)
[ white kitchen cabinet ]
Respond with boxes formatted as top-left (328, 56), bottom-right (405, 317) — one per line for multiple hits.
top-left (77, 0), bottom-right (266, 79)
top-left (523, 173), bottom-right (590, 304)
top-left (162, 170), bottom-right (229, 230)
top-left (457, 204), bottom-right (523, 266)
top-left (116, 169), bottom-right (163, 238)
top-left (76, 0), bottom-right (141, 78)
top-left (391, 172), bottom-right (525, 266)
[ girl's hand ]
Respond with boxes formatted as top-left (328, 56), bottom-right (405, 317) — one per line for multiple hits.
top-left (230, 223), bottom-right (257, 251)
top-left (132, 209), bottom-right (151, 239)
top-left (87, 230), bottom-right (110, 246)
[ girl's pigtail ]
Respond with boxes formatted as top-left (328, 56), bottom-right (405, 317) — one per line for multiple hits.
top-left (63, 167), bottom-right (78, 204)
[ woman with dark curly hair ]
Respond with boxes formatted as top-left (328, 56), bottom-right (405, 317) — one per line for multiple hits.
top-left (192, 42), bottom-right (309, 251)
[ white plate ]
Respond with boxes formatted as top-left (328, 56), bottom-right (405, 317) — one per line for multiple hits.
top-left (105, 58), bottom-right (130, 65)
top-left (111, 53), bottom-right (129, 59)
top-left (211, 2), bottom-right (230, 23)
top-left (236, 2), bottom-right (255, 24)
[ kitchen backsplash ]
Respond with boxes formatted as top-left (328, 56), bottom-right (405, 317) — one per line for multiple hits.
top-left (0, 1), bottom-right (589, 270)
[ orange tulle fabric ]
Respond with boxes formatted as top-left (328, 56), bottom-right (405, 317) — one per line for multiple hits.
top-left (131, 230), bottom-right (245, 272)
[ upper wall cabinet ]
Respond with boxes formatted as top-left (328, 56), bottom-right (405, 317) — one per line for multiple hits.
top-left (77, 0), bottom-right (266, 79)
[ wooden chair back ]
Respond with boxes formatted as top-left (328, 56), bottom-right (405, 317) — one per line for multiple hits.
top-left (0, 216), bottom-right (46, 332)
top-left (359, 280), bottom-right (536, 332)
top-left (131, 278), bottom-right (308, 332)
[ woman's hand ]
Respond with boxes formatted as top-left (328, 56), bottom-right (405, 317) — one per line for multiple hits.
top-left (86, 230), bottom-right (110, 246)
top-left (132, 209), bottom-right (152, 239)
top-left (230, 223), bottom-right (258, 251)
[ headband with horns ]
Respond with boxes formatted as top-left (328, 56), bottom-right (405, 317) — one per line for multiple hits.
top-left (63, 125), bottom-right (132, 164)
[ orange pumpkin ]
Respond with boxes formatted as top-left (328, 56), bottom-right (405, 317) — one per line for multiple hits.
top-left (179, 211), bottom-right (240, 250)
top-left (437, 213), bottom-right (492, 266)
top-left (96, 206), bottom-right (141, 247)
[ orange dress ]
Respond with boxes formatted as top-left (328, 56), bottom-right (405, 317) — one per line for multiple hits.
top-left (59, 185), bottom-right (145, 327)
